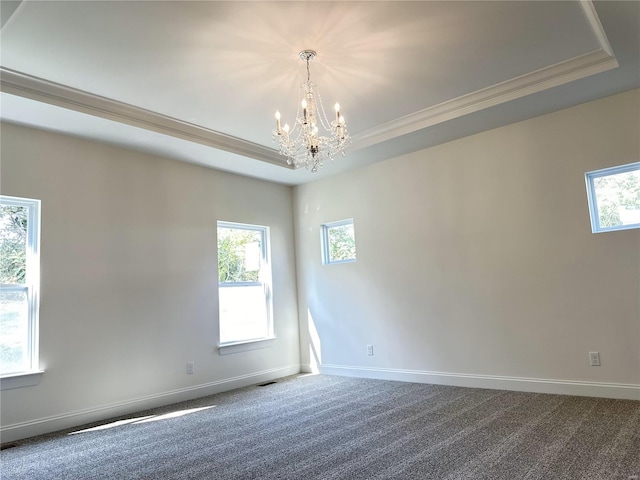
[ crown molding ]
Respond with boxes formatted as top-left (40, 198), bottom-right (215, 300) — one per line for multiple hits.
top-left (0, 2), bottom-right (618, 167)
top-left (350, 1), bottom-right (617, 151)
top-left (0, 67), bottom-right (291, 169)
top-left (579, 0), bottom-right (614, 56)
top-left (0, 44), bottom-right (617, 167)
top-left (350, 48), bottom-right (618, 151)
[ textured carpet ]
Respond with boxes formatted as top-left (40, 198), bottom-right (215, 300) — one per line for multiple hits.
top-left (1, 374), bottom-right (639, 479)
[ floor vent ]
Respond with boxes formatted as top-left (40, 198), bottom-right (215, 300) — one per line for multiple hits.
top-left (258, 381), bottom-right (277, 387)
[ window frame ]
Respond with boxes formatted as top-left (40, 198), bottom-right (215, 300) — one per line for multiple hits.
top-left (216, 221), bottom-right (274, 351)
top-left (0, 195), bottom-right (42, 387)
top-left (321, 218), bottom-right (357, 265)
top-left (585, 162), bottom-right (640, 233)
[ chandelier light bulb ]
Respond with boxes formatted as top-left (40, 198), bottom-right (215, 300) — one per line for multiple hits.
top-left (283, 123), bottom-right (290, 133)
top-left (275, 111), bottom-right (281, 133)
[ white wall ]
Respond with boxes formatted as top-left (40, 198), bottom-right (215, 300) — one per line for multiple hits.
top-left (294, 89), bottom-right (640, 399)
top-left (0, 123), bottom-right (300, 441)
top-left (1, 89), bottom-right (638, 444)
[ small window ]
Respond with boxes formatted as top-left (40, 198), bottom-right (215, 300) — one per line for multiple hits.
top-left (585, 162), bottom-right (640, 233)
top-left (217, 222), bottom-right (272, 345)
top-left (322, 219), bottom-right (356, 264)
top-left (0, 195), bottom-right (40, 376)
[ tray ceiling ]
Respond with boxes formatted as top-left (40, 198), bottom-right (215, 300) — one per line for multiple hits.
top-left (1, 1), bottom-right (638, 185)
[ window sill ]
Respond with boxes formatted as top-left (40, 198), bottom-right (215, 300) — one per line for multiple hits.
top-left (324, 258), bottom-right (357, 266)
top-left (218, 337), bottom-right (277, 356)
top-left (1, 370), bottom-right (45, 391)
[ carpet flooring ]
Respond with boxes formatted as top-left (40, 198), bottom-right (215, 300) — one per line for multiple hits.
top-left (1, 374), bottom-right (639, 479)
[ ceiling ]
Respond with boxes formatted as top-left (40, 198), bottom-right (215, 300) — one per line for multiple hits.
top-left (1, 1), bottom-right (638, 185)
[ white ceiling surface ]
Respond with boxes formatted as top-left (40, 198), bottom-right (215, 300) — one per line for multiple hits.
top-left (0, 1), bottom-right (638, 185)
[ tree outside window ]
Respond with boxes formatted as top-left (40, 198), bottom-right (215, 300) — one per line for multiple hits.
top-left (586, 163), bottom-right (640, 233)
top-left (0, 196), bottom-right (40, 376)
top-left (217, 222), bottom-right (272, 345)
top-left (322, 219), bottom-right (356, 264)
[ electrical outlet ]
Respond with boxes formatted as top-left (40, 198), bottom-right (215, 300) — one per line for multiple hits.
top-left (187, 361), bottom-right (195, 374)
top-left (589, 352), bottom-right (600, 366)
top-left (367, 345), bottom-right (374, 356)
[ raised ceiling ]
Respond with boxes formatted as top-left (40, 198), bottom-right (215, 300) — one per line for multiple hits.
top-left (1, 1), bottom-right (638, 185)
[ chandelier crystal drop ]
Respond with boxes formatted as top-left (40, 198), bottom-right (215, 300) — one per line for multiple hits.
top-left (273, 50), bottom-right (350, 173)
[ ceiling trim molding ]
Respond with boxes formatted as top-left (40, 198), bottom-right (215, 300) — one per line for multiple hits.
top-left (579, 0), bottom-right (614, 56)
top-left (0, 67), bottom-right (291, 169)
top-left (0, 1), bottom-right (619, 166)
top-left (0, 0), bottom-right (25, 30)
top-left (350, 48), bottom-right (618, 151)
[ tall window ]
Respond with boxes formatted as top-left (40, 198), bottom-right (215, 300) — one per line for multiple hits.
top-left (585, 162), bottom-right (640, 233)
top-left (0, 195), bottom-right (40, 376)
top-left (217, 222), bottom-right (272, 344)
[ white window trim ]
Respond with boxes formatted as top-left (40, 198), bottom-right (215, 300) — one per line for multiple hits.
top-left (1, 195), bottom-right (42, 385)
top-left (585, 162), bottom-right (640, 233)
top-left (217, 221), bottom-right (274, 349)
top-left (321, 218), bottom-right (356, 265)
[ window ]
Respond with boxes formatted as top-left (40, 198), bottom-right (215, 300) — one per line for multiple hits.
top-left (585, 162), bottom-right (640, 233)
top-left (217, 222), bottom-right (272, 346)
top-left (322, 219), bottom-right (356, 264)
top-left (0, 195), bottom-right (40, 378)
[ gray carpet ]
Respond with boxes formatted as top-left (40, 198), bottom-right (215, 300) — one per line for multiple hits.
top-left (1, 374), bottom-right (639, 479)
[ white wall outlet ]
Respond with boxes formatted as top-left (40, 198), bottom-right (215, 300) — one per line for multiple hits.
top-left (589, 352), bottom-right (600, 366)
top-left (187, 361), bottom-right (195, 374)
top-left (367, 345), bottom-right (374, 356)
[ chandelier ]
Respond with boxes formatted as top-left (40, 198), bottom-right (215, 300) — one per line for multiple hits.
top-left (273, 50), bottom-right (350, 173)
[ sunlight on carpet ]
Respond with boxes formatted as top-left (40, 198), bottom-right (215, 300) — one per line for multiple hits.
top-left (68, 406), bottom-right (215, 435)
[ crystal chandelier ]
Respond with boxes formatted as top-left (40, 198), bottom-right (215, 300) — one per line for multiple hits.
top-left (273, 50), bottom-right (350, 173)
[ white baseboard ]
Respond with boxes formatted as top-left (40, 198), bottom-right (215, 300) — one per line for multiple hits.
top-left (0, 364), bottom-right (300, 444)
top-left (319, 364), bottom-right (640, 400)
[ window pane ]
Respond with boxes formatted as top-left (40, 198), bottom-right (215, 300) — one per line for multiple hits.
top-left (0, 205), bottom-right (28, 284)
top-left (219, 285), bottom-right (268, 343)
top-left (217, 227), bottom-right (262, 283)
top-left (0, 289), bottom-right (29, 374)
top-left (327, 222), bottom-right (356, 263)
top-left (217, 222), bottom-right (272, 345)
top-left (593, 170), bottom-right (640, 228)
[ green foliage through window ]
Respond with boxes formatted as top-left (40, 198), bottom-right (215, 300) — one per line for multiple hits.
top-left (0, 195), bottom-right (39, 376)
top-left (217, 227), bottom-right (262, 283)
top-left (586, 162), bottom-right (640, 233)
top-left (323, 220), bottom-right (356, 264)
top-left (593, 170), bottom-right (640, 228)
top-left (217, 221), bottom-right (271, 344)
top-left (0, 205), bottom-right (28, 284)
